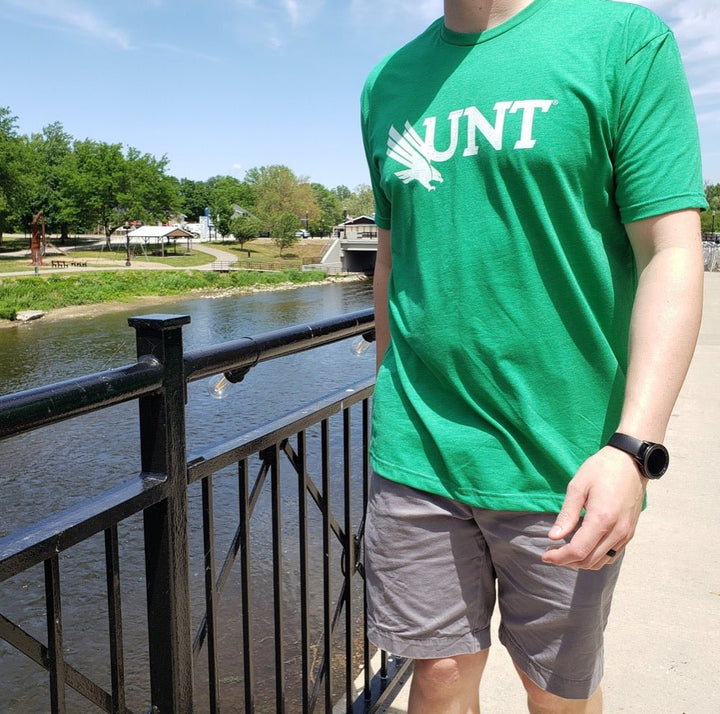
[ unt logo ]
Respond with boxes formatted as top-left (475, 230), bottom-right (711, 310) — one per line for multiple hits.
top-left (387, 99), bottom-right (557, 191)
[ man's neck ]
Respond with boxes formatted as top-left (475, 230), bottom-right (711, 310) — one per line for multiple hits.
top-left (443, 0), bottom-right (535, 33)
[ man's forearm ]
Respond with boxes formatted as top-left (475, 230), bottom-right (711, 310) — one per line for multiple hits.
top-left (620, 209), bottom-right (704, 443)
top-left (544, 209), bottom-right (704, 569)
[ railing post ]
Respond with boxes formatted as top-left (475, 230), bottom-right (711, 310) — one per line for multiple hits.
top-left (129, 314), bottom-right (193, 713)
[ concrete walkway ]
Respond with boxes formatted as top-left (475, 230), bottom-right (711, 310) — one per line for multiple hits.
top-left (385, 272), bottom-right (720, 713)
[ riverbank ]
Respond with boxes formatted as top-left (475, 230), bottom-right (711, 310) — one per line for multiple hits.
top-left (0, 272), bottom-right (370, 328)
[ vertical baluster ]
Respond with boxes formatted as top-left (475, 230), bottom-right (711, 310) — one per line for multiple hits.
top-left (105, 526), bottom-right (126, 714)
top-left (296, 431), bottom-right (311, 713)
top-left (202, 474), bottom-right (220, 711)
top-left (269, 444), bottom-right (286, 713)
top-left (45, 555), bottom-right (66, 714)
top-left (239, 457), bottom-right (255, 713)
top-left (321, 418), bottom-right (333, 711)
top-left (343, 405), bottom-right (353, 710)
top-left (362, 397), bottom-right (372, 703)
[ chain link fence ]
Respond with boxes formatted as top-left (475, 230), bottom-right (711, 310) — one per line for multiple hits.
top-left (703, 241), bottom-right (720, 272)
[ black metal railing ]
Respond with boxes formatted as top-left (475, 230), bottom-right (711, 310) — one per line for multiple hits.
top-left (0, 308), bottom-right (411, 713)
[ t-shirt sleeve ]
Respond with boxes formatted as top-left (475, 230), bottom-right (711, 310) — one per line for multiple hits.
top-left (360, 76), bottom-right (392, 230)
top-left (613, 13), bottom-right (708, 224)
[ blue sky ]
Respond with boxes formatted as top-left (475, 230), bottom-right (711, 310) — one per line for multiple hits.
top-left (1, 0), bottom-right (718, 190)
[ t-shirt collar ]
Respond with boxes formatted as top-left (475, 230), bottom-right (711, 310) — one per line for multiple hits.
top-left (440, 0), bottom-right (553, 45)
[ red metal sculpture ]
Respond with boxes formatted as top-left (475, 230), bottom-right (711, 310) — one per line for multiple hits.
top-left (30, 210), bottom-right (45, 266)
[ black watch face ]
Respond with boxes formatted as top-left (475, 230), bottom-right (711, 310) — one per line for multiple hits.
top-left (644, 444), bottom-right (669, 478)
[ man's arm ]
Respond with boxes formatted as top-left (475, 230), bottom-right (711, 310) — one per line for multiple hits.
top-left (374, 227), bottom-right (392, 373)
top-left (542, 209), bottom-right (704, 569)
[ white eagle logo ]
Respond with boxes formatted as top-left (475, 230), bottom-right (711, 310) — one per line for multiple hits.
top-left (387, 122), bottom-right (443, 191)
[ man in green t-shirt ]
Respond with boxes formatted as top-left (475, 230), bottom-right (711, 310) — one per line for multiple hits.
top-left (361, 0), bottom-right (707, 711)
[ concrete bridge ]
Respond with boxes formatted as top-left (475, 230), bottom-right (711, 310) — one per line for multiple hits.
top-left (316, 235), bottom-right (378, 274)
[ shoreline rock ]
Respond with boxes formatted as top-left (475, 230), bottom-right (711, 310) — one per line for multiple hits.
top-left (15, 310), bottom-right (46, 322)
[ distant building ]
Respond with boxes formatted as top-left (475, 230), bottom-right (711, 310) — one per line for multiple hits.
top-left (334, 215), bottom-right (377, 240)
top-left (125, 225), bottom-right (195, 255)
top-left (326, 216), bottom-right (378, 273)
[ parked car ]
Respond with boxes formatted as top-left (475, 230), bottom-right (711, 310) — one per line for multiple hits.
top-left (295, 230), bottom-right (311, 239)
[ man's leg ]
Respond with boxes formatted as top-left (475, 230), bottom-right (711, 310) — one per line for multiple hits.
top-left (476, 511), bottom-right (622, 713)
top-left (409, 651), bottom-right (489, 714)
top-left (364, 475), bottom-right (496, 711)
top-left (515, 668), bottom-right (602, 714)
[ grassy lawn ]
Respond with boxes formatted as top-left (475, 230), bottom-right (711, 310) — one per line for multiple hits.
top-left (0, 237), bottom-right (332, 272)
top-left (0, 249), bottom-right (213, 271)
top-left (0, 268), bottom-right (329, 321)
top-left (0, 236), bottom-right (337, 320)
top-left (222, 238), bottom-right (331, 266)
top-left (0, 258), bottom-right (40, 273)
top-left (70, 247), bottom-right (214, 267)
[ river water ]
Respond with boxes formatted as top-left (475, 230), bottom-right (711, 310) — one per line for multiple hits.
top-left (0, 280), bottom-right (375, 712)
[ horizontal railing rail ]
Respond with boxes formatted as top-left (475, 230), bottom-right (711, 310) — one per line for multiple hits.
top-left (0, 357), bottom-right (164, 440)
top-left (184, 307), bottom-right (374, 383)
top-left (0, 307), bottom-right (410, 713)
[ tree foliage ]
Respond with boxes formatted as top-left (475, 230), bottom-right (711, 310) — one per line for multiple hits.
top-left (270, 211), bottom-right (302, 256)
top-left (342, 184), bottom-right (375, 219)
top-left (0, 107), bottom-right (27, 239)
top-left (310, 183), bottom-right (343, 237)
top-left (208, 175), bottom-right (254, 238)
top-left (246, 165), bottom-right (317, 225)
top-left (64, 141), bottom-right (179, 245)
top-left (703, 182), bottom-right (720, 234)
top-left (177, 177), bottom-right (213, 222)
top-left (228, 214), bottom-right (263, 249)
top-left (26, 122), bottom-right (74, 241)
top-left (0, 103), bottom-right (376, 244)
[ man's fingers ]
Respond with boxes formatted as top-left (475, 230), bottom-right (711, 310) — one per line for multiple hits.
top-left (543, 521), bottom-right (596, 565)
top-left (543, 518), bottom-right (624, 568)
top-left (548, 486), bottom-right (585, 541)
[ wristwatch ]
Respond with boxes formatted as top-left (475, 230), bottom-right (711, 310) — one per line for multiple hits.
top-left (607, 432), bottom-right (669, 479)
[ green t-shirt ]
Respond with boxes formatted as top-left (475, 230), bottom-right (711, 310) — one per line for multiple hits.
top-left (361, 0), bottom-right (707, 511)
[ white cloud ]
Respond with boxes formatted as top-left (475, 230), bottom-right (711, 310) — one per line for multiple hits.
top-left (146, 41), bottom-right (221, 63)
top-left (632, 1), bottom-right (720, 179)
top-left (348, 0), bottom-right (441, 31)
top-left (631, 1), bottom-right (720, 74)
top-left (281, 0), bottom-right (301, 26)
top-left (2, 0), bottom-right (132, 50)
top-left (230, 0), bottom-right (326, 46)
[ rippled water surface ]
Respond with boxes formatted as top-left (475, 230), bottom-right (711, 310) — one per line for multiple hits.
top-left (0, 280), bottom-right (375, 712)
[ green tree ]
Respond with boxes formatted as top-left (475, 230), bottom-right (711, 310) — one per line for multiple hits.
top-left (65, 140), bottom-right (179, 246)
top-left (208, 176), bottom-right (254, 238)
top-left (343, 184), bottom-right (375, 219)
top-left (703, 182), bottom-right (720, 235)
top-left (245, 165), bottom-right (320, 240)
top-left (26, 122), bottom-right (74, 242)
top-left (310, 183), bottom-right (343, 237)
top-left (177, 178), bottom-right (213, 222)
top-left (270, 211), bottom-right (301, 255)
top-left (228, 214), bottom-right (263, 249)
top-left (0, 107), bottom-right (26, 241)
top-left (332, 185), bottom-right (352, 202)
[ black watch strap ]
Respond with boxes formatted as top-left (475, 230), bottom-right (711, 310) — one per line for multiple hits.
top-left (607, 432), bottom-right (669, 479)
top-left (608, 432), bottom-right (644, 455)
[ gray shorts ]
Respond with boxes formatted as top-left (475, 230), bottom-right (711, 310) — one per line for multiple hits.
top-left (364, 474), bottom-right (623, 700)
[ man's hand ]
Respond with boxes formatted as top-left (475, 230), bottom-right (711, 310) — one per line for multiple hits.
top-left (542, 447), bottom-right (647, 570)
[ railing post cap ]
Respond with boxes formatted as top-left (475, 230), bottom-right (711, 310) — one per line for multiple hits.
top-left (128, 314), bottom-right (191, 330)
